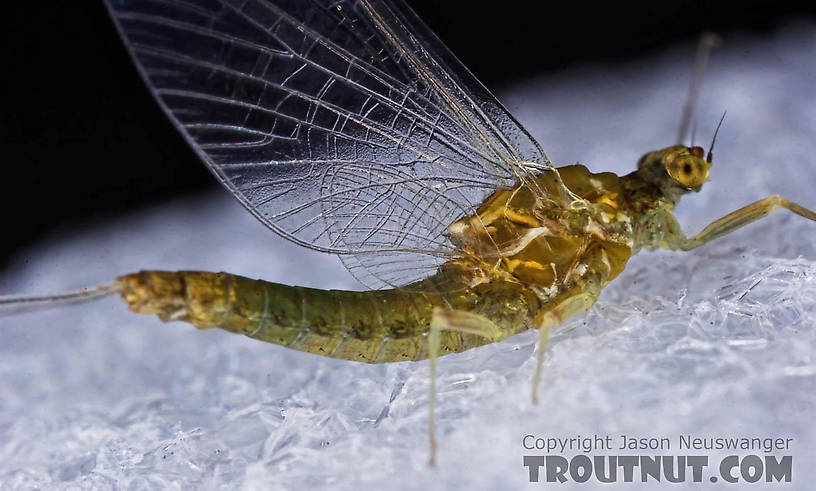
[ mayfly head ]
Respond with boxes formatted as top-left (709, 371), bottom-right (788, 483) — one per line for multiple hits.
top-left (637, 144), bottom-right (712, 193)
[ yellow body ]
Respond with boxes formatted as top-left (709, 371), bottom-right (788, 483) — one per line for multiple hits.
top-left (118, 162), bottom-right (639, 363)
top-left (117, 144), bottom-right (816, 364)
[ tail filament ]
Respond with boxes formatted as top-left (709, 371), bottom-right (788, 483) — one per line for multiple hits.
top-left (0, 282), bottom-right (120, 315)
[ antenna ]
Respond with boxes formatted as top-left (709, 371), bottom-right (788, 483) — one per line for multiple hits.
top-left (676, 32), bottom-right (720, 145)
top-left (707, 111), bottom-right (727, 163)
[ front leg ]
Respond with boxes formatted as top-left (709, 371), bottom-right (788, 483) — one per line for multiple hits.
top-left (668, 195), bottom-right (816, 251)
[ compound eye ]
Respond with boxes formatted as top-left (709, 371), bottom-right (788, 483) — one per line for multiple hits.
top-left (666, 155), bottom-right (708, 188)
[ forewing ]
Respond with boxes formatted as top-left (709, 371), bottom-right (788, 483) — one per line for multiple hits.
top-left (105, 0), bottom-right (549, 288)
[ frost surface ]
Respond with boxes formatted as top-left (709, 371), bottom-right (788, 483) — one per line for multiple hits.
top-left (2, 24), bottom-right (816, 490)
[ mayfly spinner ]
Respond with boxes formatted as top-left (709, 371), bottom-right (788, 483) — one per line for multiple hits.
top-left (3, 0), bottom-right (815, 466)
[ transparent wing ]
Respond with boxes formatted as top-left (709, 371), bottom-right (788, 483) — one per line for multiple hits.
top-left (105, 0), bottom-right (549, 288)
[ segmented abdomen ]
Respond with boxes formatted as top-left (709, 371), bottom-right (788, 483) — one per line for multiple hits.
top-left (117, 271), bottom-right (536, 363)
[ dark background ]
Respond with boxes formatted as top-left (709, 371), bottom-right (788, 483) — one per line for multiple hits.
top-left (3, 1), bottom-right (815, 269)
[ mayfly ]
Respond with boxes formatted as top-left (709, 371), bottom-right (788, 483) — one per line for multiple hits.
top-left (2, 0), bottom-right (815, 466)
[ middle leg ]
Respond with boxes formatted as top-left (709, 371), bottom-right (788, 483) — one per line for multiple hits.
top-left (531, 274), bottom-right (602, 404)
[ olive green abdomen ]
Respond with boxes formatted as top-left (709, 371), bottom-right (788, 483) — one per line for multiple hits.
top-left (116, 271), bottom-right (537, 363)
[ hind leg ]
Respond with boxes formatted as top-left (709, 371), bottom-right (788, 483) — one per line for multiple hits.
top-left (428, 308), bottom-right (501, 467)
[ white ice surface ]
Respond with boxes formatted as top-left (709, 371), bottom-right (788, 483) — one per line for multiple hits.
top-left (2, 24), bottom-right (816, 490)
